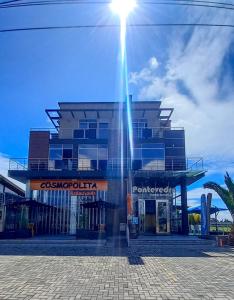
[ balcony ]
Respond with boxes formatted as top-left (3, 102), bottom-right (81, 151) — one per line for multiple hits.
top-left (9, 157), bottom-right (203, 172)
top-left (8, 157), bottom-right (204, 185)
top-left (132, 127), bottom-right (184, 140)
top-left (30, 126), bottom-right (184, 141)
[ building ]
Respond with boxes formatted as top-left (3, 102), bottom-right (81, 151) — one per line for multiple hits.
top-left (8, 98), bottom-right (205, 237)
top-left (0, 174), bottom-right (25, 234)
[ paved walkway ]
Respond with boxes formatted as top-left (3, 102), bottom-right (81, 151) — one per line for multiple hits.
top-left (0, 241), bottom-right (233, 300)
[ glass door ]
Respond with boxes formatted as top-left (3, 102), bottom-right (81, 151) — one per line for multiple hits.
top-left (138, 199), bottom-right (145, 233)
top-left (156, 200), bottom-right (170, 234)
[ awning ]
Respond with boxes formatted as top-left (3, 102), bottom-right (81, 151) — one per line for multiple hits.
top-left (5, 199), bottom-right (55, 209)
top-left (188, 205), bottom-right (228, 215)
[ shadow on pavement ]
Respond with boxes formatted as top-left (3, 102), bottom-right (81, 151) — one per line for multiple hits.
top-left (0, 239), bottom-right (233, 265)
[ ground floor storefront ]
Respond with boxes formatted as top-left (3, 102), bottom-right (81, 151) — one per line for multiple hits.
top-left (1, 175), bottom-right (192, 238)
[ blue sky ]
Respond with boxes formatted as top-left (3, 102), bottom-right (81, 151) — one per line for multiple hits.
top-left (0, 1), bottom-right (234, 220)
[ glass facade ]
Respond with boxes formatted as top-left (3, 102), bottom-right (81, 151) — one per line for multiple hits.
top-left (32, 190), bottom-right (107, 235)
top-left (7, 101), bottom-right (201, 237)
top-left (132, 143), bottom-right (165, 170)
top-left (78, 144), bottom-right (108, 171)
top-left (131, 186), bottom-right (182, 234)
top-left (73, 120), bottom-right (109, 139)
top-left (49, 144), bottom-right (73, 170)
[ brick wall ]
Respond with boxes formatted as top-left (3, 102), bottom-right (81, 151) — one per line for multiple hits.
top-left (29, 131), bottom-right (50, 159)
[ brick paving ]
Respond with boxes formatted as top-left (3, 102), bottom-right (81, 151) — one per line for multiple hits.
top-left (0, 241), bottom-right (233, 300)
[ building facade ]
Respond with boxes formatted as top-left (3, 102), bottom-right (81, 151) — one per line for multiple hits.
top-left (0, 175), bottom-right (25, 234)
top-left (8, 99), bottom-right (205, 237)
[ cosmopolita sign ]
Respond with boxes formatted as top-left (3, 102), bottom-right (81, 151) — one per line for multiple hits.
top-left (30, 180), bottom-right (108, 191)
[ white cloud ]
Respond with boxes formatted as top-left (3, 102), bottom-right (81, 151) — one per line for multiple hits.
top-left (129, 57), bottom-right (160, 85)
top-left (0, 153), bottom-right (25, 190)
top-left (187, 186), bottom-right (226, 203)
top-left (129, 8), bottom-right (234, 172)
top-left (130, 9), bottom-right (234, 221)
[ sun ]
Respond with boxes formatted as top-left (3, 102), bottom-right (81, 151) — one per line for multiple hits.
top-left (110, 0), bottom-right (137, 19)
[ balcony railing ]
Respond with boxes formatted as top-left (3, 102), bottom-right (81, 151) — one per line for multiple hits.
top-left (9, 157), bottom-right (203, 172)
top-left (30, 127), bottom-right (184, 140)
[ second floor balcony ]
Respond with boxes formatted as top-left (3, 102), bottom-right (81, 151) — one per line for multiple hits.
top-left (9, 157), bottom-right (203, 173)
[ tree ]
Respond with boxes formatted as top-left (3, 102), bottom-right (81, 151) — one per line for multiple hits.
top-left (204, 172), bottom-right (234, 223)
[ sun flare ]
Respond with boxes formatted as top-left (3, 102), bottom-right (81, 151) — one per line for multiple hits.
top-left (110, 0), bottom-right (137, 19)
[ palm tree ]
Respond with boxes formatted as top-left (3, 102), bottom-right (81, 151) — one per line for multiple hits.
top-left (204, 172), bottom-right (234, 223)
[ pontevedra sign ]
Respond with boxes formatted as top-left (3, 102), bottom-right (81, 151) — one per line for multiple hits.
top-left (30, 180), bottom-right (108, 191)
top-left (132, 186), bottom-right (172, 194)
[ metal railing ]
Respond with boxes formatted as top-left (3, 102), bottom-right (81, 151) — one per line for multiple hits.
top-left (9, 157), bottom-right (204, 172)
top-left (30, 127), bottom-right (184, 140)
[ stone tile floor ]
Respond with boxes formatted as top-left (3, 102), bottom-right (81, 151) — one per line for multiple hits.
top-left (0, 242), bottom-right (233, 300)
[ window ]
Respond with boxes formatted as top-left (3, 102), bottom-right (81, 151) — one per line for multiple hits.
top-left (99, 123), bottom-right (109, 139)
top-left (132, 143), bottom-right (165, 171)
top-left (85, 129), bottom-right (96, 139)
top-left (63, 148), bottom-right (72, 159)
top-left (49, 144), bottom-right (73, 170)
top-left (49, 145), bottom-right (62, 162)
top-left (100, 123), bottom-right (109, 128)
top-left (49, 148), bottom-right (62, 160)
top-left (73, 129), bottom-right (96, 139)
top-left (73, 121), bottom-right (109, 139)
top-left (80, 119), bottom-right (97, 129)
top-left (141, 128), bottom-right (152, 138)
top-left (79, 122), bottom-right (88, 129)
top-left (133, 148), bottom-right (141, 159)
top-left (142, 149), bottom-right (164, 159)
top-left (98, 146), bottom-right (108, 159)
top-left (74, 129), bottom-right (84, 139)
top-left (133, 119), bottom-right (149, 139)
top-left (133, 119), bottom-right (148, 128)
top-left (89, 123), bottom-right (97, 129)
top-left (79, 148), bottom-right (98, 160)
top-left (78, 144), bottom-right (108, 170)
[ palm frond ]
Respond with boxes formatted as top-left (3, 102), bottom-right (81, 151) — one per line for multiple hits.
top-left (203, 182), bottom-right (229, 198)
top-left (204, 181), bottom-right (234, 216)
top-left (224, 172), bottom-right (234, 199)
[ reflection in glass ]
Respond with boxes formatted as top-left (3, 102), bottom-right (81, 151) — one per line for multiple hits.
top-left (132, 143), bottom-right (165, 170)
top-left (78, 145), bottom-right (108, 170)
top-left (157, 202), bottom-right (168, 233)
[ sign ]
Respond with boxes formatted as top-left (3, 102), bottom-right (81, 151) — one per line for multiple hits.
top-left (70, 191), bottom-right (97, 197)
top-left (30, 180), bottom-right (108, 191)
top-left (132, 186), bottom-right (172, 194)
top-left (132, 216), bottom-right (139, 225)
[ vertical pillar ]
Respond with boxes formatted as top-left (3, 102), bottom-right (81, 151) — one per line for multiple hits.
top-left (70, 196), bottom-right (77, 235)
top-left (25, 180), bottom-right (32, 199)
top-left (181, 178), bottom-right (189, 235)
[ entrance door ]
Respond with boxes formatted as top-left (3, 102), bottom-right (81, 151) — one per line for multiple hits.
top-left (145, 200), bottom-right (156, 233)
top-left (138, 199), bottom-right (145, 233)
top-left (156, 200), bottom-right (170, 234)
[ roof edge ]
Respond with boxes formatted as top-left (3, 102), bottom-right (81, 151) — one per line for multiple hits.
top-left (0, 174), bottom-right (25, 197)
